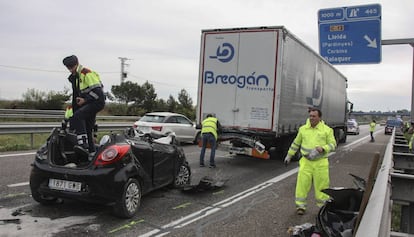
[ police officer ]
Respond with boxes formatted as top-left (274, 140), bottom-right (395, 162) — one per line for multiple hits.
top-left (284, 108), bottom-right (336, 215)
top-left (62, 55), bottom-right (105, 154)
top-left (199, 114), bottom-right (221, 168)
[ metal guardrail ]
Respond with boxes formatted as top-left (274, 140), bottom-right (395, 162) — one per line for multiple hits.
top-left (355, 130), bottom-right (393, 237)
top-left (0, 123), bottom-right (133, 135)
top-left (0, 109), bottom-right (137, 148)
top-left (0, 109), bottom-right (138, 121)
top-left (356, 130), bottom-right (414, 236)
top-left (0, 123), bottom-right (134, 149)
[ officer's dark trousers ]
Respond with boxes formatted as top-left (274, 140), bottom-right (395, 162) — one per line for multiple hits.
top-left (71, 103), bottom-right (102, 152)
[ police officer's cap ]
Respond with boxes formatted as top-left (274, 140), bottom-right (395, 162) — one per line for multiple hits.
top-left (63, 55), bottom-right (78, 68)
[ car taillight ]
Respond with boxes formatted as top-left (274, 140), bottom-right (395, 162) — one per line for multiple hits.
top-left (94, 144), bottom-right (130, 166)
top-left (151, 126), bottom-right (162, 131)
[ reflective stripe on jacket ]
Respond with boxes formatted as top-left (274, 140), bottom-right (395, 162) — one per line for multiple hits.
top-left (287, 119), bottom-right (336, 159)
top-left (201, 117), bottom-right (218, 140)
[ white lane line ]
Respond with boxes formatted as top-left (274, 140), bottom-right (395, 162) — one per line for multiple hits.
top-left (342, 130), bottom-right (383, 150)
top-left (7, 182), bottom-right (30, 188)
top-left (0, 152), bottom-right (35, 158)
top-left (139, 168), bottom-right (299, 237)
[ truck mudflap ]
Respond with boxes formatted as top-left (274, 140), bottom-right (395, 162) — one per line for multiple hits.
top-left (198, 132), bottom-right (269, 159)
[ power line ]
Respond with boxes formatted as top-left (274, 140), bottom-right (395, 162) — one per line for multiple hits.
top-left (128, 73), bottom-right (197, 88)
top-left (0, 64), bottom-right (63, 73)
top-left (0, 64), bottom-right (118, 74)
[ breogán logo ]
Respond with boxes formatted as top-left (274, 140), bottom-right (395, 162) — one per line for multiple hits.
top-left (205, 42), bottom-right (271, 91)
top-left (209, 42), bottom-right (234, 63)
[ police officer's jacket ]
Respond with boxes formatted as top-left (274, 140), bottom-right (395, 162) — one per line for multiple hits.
top-left (68, 65), bottom-right (105, 111)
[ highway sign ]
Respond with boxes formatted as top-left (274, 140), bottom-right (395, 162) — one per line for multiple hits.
top-left (318, 4), bottom-right (381, 64)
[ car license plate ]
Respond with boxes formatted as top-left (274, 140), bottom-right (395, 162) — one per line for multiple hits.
top-left (48, 178), bottom-right (82, 192)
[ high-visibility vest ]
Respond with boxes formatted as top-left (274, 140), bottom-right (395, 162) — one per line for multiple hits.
top-left (76, 65), bottom-right (103, 98)
top-left (369, 122), bottom-right (376, 132)
top-left (64, 106), bottom-right (73, 119)
top-left (287, 119), bottom-right (336, 159)
top-left (201, 117), bottom-right (218, 140)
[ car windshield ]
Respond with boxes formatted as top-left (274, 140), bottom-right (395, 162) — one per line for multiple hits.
top-left (140, 115), bottom-right (166, 123)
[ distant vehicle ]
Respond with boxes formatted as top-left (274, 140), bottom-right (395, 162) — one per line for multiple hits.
top-left (347, 119), bottom-right (360, 135)
top-left (379, 120), bottom-right (386, 126)
top-left (384, 119), bottom-right (404, 135)
top-left (133, 112), bottom-right (200, 144)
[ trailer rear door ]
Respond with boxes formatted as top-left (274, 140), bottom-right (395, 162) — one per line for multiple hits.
top-left (199, 29), bottom-right (280, 131)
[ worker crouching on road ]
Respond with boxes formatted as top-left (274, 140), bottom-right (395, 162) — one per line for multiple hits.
top-left (63, 55), bottom-right (105, 155)
top-left (284, 108), bottom-right (337, 215)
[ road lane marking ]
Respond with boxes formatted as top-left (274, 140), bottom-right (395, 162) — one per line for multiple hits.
top-left (139, 168), bottom-right (299, 237)
top-left (172, 202), bottom-right (192, 210)
top-left (109, 219), bottom-right (145, 234)
top-left (7, 182), bottom-right (29, 188)
top-left (342, 130), bottom-right (383, 150)
top-left (0, 152), bottom-right (35, 158)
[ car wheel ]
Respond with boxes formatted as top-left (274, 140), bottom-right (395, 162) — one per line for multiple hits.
top-left (29, 171), bottom-right (58, 205)
top-left (113, 178), bottom-right (141, 218)
top-left (174, 163), bottom-right (191, 188)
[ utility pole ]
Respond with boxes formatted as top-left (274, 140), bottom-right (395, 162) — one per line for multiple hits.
top-left (118, 57), bottom-right (129, 84)
top-left (382, 39), bottom-right (414, 121)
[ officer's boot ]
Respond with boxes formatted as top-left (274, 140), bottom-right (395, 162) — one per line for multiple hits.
top-left (74, 134), bottom-right (89, 158)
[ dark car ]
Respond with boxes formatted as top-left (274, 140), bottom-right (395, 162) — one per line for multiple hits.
top-left (384, 119), bottom-right (404, 135)
top-left (30, 127), bottom-right (191, 218)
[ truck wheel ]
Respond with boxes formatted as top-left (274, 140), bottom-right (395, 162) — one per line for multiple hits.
top-left (113, 178), bottom-right (141, 218)
top-left (29, 171), bottom-right (58, 205)
top-left (174, 163), bottom-right (191, 188)
top-left (338, 128), bottom-right (347, 143)
top-left (269, 147), bottom-right (287, 160)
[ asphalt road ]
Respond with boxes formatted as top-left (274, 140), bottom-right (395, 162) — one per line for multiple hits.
top-left (0, 125), bottom-right (389, 237)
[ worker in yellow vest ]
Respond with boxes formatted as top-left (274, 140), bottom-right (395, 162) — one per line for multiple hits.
top-left (199, 114), bottom-right (221, 168)
top-left (369, 120), bottom-right (376, 142)
top-left (284, 108), bottom-right (336, 215)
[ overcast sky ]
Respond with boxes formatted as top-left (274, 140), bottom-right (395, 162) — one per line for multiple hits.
top-left (0, 0), bottom-right (413, 112)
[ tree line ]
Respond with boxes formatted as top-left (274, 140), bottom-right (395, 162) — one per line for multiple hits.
top-left (0, 80), bottom-right (196, 120)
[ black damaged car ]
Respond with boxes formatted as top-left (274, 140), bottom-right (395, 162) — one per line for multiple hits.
top-left (29, 127), bottom-right (191, 218)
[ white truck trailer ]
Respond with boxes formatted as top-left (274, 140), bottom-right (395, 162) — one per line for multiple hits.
top-left (196, 26), bottom-right (351, 160)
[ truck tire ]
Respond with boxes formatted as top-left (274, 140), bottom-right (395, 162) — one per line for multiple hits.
top-left (269, 147), bottom-right (281, 160)
top-left (335, 128), bottom-right (347, 143)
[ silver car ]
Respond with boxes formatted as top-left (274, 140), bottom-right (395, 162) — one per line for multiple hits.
top-left (133, 112), bottom-right (200, 144)
top-left (347, 119), bottom-right (360, 135)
